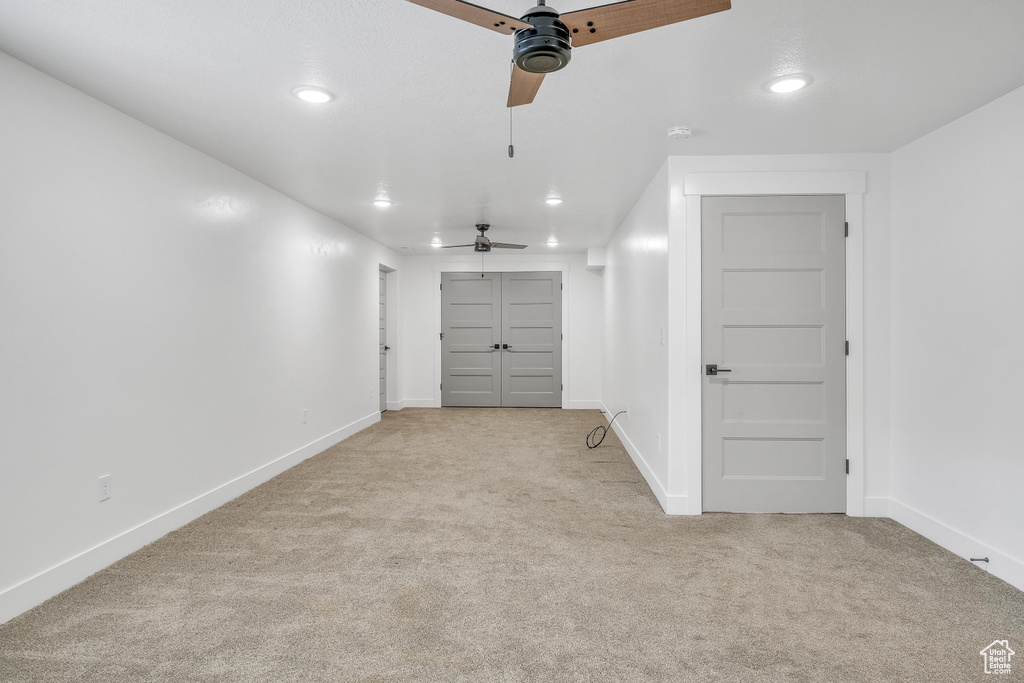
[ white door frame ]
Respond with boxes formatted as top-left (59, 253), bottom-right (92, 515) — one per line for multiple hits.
top-left (673, 171), bottom-right (867, 516)
top-left (432, 261), bottom-right (570, 408)
top-left (380, 265), bottom-right (400, 412)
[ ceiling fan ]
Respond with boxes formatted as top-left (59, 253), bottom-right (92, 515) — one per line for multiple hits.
top-left (440, 224), bottom-right (528, 251)
top-left (407, 0), bottom-right (731, 107)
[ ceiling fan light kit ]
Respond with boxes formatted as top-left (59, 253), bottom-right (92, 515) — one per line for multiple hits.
top-left (513, 3), bottom-right (572, 74)
top-left (407, 0), bottom-right (732, 107)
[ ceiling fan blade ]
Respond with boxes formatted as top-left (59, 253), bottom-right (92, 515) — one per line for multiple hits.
top-left (490, 242), bottom-right (528, 249)
top-left (507, 65), bottom-right (546, 107)
top-left (561, 0), bottom-right (730, 47)
top-left (406, 0), bottom-right (530, 35)
top-left (439, 244), bottom-right (477, 248)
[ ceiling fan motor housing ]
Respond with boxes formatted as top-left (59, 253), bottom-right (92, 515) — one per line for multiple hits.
top-left (513, 5), bottom-right (572, 74)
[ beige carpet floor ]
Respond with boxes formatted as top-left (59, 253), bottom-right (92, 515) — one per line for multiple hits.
top-left (1, 408), bottom-right (1022, 682)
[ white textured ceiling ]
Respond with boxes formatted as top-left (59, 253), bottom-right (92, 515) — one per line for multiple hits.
top-left (2, 0), bottom-right (1024, 253)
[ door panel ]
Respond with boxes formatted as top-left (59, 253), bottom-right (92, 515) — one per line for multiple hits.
top-left (702, 195), bottom-right (846, 513)
top-left (441, 273), bottom-right (502, 407)
top-left (721, 438), bottom-right (825, 479)
top-left (379, 269), bottom-right (387, 413)
top-left (501, 272), bottom-right (562, 408)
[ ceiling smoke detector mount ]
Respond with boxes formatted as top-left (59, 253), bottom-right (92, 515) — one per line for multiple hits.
top-left (667, 126), bottom-right (692, 140)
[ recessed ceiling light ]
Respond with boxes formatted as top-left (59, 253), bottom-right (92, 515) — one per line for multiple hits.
top-left (547, 238), bottom-right (558, 246)
top-left (431, 238), bottom-right (443, 248)
top-left (292, 86), bottom-right (334, 104)
top-left (767, 75), bottom-right (810, 93)
top-left (373, 199), bottom-right (391, 208)
top-left (546, 197), bottom-right (563, 205)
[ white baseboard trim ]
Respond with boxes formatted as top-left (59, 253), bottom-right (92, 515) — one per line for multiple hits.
top-left (397, 399), bottom-right (603, 410)
top-left (0, 412), bottom-right (380, 625)
top-left (863, 496), bottom-right (890, 517)
top-left (600, 403), bottom-right (688, 515)
top-left (662, 493), bottom-right (690, 515)
top-left (888, 498), bottom-right (1024, 593)
top-left (564, 400), bottom-right (603, 410)
top-left (401, 398), bottom-right (439, 408)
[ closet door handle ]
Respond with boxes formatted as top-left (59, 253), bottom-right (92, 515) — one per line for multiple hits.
top-left (502, 344), bottom-right (511, 350)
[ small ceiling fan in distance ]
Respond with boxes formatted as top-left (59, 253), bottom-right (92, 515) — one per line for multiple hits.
top-left (440, 224), bottom-right (528, 252)
top-left (407, 0), bottom-right (731, 107)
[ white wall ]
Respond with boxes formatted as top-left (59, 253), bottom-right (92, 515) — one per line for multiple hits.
top-left (601, 162), bottom-right (671, 503)
top-left (397, 252), bottom-right (603, 409)
top-left (0, 52), bottom-right (401, 623)
top-left (890, 84), bottom-right (1024, 590)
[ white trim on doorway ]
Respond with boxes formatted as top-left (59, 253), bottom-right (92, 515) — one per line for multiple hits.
top-left (673, 171), bottom-right (867, 517)
top-left (431, 261), bottom-right (571, 409)
top-left (379, 264), bottom-right (398, 412)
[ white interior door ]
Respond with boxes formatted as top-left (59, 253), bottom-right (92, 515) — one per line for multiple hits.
top-left (702, 195), bottom-right (847, 513)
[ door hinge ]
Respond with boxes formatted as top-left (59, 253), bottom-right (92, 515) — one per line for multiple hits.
top-left (440, 383), bottom-right (442, 391)
top-left (561, 383), bottom-right (563, 391)
top-left (560, 283), bottom-right (563, 290)
top-left (845, 340), bottom-right (849, 356)
top-left (845, 221), bottom-right (849, 237)
top-left (846, 459), bottom-right (850, 475)
top-left (561, 333), bottom-right (564, 341)
top-left (440, 332), bottom-right (444, 340)
top-left (440, 283), bottom-right (442, 290)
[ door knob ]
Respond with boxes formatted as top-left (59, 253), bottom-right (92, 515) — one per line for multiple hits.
top-left (503, 344), bottom-right (510, 349)
top-left (493, 343), bottom-right (500, 350)
top-left (384, 345), bottom-right (390, 351)
top-left (706, 364), bottom-right (732, 376)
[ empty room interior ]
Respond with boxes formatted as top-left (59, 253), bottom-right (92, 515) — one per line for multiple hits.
top-left (2, 0), bottom-right (1023, 680)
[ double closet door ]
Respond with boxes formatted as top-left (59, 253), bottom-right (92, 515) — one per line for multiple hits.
top-left (441, 271), bottom-right (562, 408)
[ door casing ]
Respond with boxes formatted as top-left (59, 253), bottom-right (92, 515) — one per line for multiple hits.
top-left (670, 171), bottom-right (867, 517)
top-left (379, 267), bottom-right (387, 412)
top-left (431, 261), bottom-right (571, 409)
top-left (440, 270), bottom-right (562, 408)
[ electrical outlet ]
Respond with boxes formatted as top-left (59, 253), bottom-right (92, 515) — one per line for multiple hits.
top-left (656, 433), bottom-right (662, 452)
top-left (302, 408), bottom-right (308, 425)
top-left (625, 404), bottom-right (630, 417)
top-left (659, 328), bottom-right (665, 346)
top-left (98, 475), bottom-right (111, 502)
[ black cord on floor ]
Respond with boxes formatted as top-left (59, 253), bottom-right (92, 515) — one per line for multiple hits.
top-left (587, 411), bottom-right (626, 449)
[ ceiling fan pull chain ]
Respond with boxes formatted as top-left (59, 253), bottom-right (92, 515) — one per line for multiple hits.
top-left (508, 104), bottom-right (514, 158)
